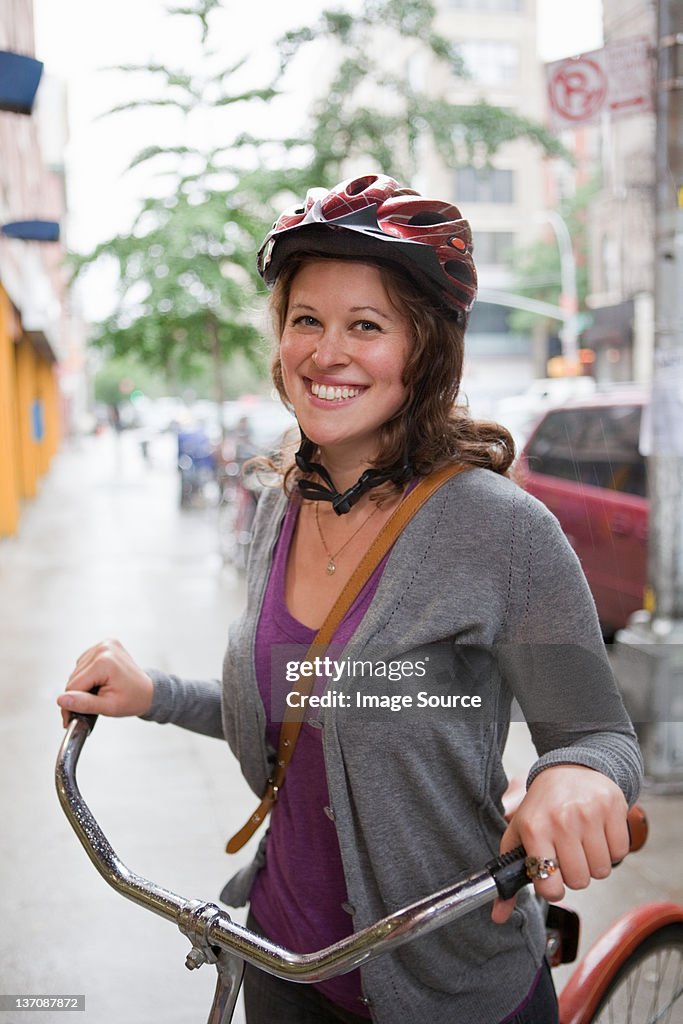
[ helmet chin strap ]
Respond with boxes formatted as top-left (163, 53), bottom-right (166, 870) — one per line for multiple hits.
top-left (295, 435), bottom-right (413, 515)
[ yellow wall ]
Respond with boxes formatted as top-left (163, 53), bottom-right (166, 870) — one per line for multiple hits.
top-left (0, 285), bottom-right (62, 537)
top-left (14, 336), bottom-right (39, 499)
top-left (43, 361), bottom-right (61, 463)
top-left (35, 357), bottom-right (52, 478)
top-left (0, 287), bottom-right (20, 536)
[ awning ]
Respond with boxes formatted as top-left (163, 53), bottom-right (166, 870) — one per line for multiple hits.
top-left (25, 329), bottom-right (58, 365)
top-left (0, 50), bottom-right (43, 115)
top-left (1, 220), bottom-right (60, 242)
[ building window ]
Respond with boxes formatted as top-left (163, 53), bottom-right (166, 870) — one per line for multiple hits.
top-left (454, 167), bottom-right (515, 204)
top-left (448, 0), bottom-right (522, 11)
top-left (457, 40), bottom-right (520, 84)
top-left (474, 231), bottom-right (515, 264)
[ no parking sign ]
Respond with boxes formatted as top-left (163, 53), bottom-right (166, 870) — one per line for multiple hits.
top-left (545, 36), bottom-right (654, 131)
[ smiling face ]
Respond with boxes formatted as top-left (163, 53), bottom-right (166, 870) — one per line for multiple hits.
top-left (279, 260), bottom-right (411, 466)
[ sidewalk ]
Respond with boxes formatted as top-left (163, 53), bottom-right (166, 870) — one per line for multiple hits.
top-left (1, 430), bottom-right (681, 1023)
top-left (0, 430), bottom-right (254, 1024)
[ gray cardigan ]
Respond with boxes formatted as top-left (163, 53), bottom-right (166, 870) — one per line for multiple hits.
top-left (144, 468), bottom-right (642, 1023)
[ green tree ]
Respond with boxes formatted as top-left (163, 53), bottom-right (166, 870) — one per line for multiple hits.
top-left (75, 0), bottom-right (567, 400)
top-left (76, 187), bottom-right (269, 408)
top-left (73, 0), bottom-right (281, 412)
top-left (272, 0), bottom-right (565, 186)
top-left (93, 352), bottom-right (169, 407)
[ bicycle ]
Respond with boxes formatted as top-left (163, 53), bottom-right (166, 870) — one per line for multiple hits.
top-left (214, 444), bottom-right (278, 571)
top-left (216, 465), bottom-right (259, 570)
top-left (56, 711), bottom-right (683, 1024)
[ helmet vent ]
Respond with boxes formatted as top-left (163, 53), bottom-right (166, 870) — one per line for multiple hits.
top-left (346, 175), bottom-right (379, 196)
top-left (257, 172), bottom-right (476, 315)
top-left (445, 259), bottom-right (472, 284)
top-left (408, 212), bottom-right (447, 226)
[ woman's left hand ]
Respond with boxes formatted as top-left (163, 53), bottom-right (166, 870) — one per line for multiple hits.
top-left (491, 764), bottom-right (630, 924)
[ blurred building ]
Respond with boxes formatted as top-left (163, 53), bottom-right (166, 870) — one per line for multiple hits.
top-left (420, 0), bottom-right (550, 413)
top-left (419, 0), bottom-right (657, 396)
top-left (582, 0), bottom-right (656, 383)
top-left (0, 0), bottom-right (73, 538)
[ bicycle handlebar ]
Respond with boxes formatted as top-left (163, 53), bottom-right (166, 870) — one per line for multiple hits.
top-left (55, 711), bottom-right (647, 985)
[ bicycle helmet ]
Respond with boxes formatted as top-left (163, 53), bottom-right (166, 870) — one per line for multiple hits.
top-left (257, 173), bottom-right (477, 320)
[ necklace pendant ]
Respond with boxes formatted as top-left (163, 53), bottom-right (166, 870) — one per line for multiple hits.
top-left (326, 559), bottom-right (336, 576)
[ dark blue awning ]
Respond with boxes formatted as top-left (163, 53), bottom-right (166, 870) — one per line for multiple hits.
top-left (1, 220), bottom-right (60, 242)
top-left (0, 50), bottom-right (44, 114)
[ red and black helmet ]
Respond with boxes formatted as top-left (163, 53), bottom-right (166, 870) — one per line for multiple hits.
top-left (257, 173), bottom-right (477, 320)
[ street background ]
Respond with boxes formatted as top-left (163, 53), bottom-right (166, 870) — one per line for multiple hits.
top-left (0, 429), bottom-right (681, 1023)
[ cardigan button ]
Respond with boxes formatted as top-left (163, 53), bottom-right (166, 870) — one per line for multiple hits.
top-left (323, 805), bottom-right (336, 821)
top-left (341, 901), bottom-right (355, 915)
top-left (308, 718), bottom-right (323, 730)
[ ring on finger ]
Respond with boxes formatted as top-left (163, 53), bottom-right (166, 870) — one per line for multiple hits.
top-left (524, 856), bottom-right (559, 881)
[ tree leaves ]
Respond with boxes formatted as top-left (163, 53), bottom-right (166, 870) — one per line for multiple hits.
top-left (276, 0), bottom-right (565, 184)
top-left (76, 0), bottom-right (566, 395)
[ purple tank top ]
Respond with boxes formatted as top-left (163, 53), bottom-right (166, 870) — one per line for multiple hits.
top-left (250, 497), bottom-right (388, 1018)
top-left (249, 492), bottom-right (542, 1021)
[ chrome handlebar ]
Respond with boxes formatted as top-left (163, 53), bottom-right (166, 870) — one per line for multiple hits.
top-left (54, 713), bottom-right (531, 1022)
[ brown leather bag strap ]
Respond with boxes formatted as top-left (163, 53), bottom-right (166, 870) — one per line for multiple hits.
top-left (225, 462), bottom-right (466, 854)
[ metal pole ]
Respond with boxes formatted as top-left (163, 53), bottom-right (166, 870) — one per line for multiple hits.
top-left (542, 210), bottom-right (579, 369)
top-left (613, 0), bottom-right (683, 786)
top-left (649, 1), bottom-right (683, 621)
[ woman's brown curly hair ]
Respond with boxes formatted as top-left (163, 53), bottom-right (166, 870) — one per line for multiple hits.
top-left (267, 253), bottom-right (515, 491)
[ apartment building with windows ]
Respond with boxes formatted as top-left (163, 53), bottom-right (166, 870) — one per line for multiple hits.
top-left (583, 0), bottom-right (656, 384)
top-left (417, 0), bottom-right (549, 413)
top-left (0, 0), bottom-right (70, 537)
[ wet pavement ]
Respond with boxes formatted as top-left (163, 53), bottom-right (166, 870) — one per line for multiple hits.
top-left (0, 429), bottom-right (681, 1023)
top-left (0, 430), bottom-right (254, 1024)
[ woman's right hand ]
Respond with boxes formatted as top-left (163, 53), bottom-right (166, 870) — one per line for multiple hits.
top-left (57, 639), bottom-right (155, 727)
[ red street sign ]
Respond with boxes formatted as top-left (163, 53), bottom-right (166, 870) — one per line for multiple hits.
top-left (546, 36), bottom-right (654, 131)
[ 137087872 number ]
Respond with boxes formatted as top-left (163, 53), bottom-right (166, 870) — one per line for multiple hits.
top-left (0, 995), bottom-right (85, 1011)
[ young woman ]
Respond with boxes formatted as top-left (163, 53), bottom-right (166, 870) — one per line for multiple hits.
top-left (58, 173), bottom-right (642, 1024)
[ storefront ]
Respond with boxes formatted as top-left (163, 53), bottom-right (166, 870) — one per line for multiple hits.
top-left (581, 299), bottom-right (636, 383)
top-left (0, 285), bottom-right (61, 536)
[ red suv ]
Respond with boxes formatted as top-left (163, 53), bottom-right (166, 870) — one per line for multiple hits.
top-left (517, 389), bottom-right (648, 638)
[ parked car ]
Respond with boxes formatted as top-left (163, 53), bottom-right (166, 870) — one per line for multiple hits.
top-left (495, 376), bottom-right (598, 452)
top-left (517, 388), bottom-right (649, 638)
